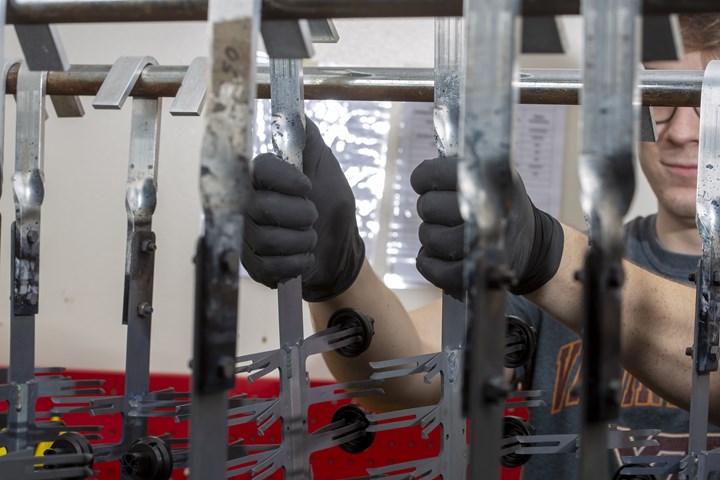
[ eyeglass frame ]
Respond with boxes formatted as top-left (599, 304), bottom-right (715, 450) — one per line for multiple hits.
top-left (653, 105), bottom-right (701, 125)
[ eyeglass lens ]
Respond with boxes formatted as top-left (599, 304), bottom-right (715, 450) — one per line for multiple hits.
top-left (653, 105), bottom-right (701, 124)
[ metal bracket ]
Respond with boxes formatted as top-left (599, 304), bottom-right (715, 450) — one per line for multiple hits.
top-left (642, 14), bottom-right (684, 61)
top-left (14, 23), bottom-right (84, 117)
top-left (521, 16), bottom-right (566, 54)
top-left (308, 19), bottom-right (339, 43)
top-left (261, 18), bottom-right (314, 59)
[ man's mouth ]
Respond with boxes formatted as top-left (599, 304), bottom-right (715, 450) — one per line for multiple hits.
top-left (663, 163), bottom-right (698, 177)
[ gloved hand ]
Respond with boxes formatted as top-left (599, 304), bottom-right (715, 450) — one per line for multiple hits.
top-left (410, 156), bottom-right (564, 296)
top-left (241, 118), bottom-right (365, 302)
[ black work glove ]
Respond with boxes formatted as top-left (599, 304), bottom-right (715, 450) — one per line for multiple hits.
top-left (410, 156), bottom-right (564, 297)
top-left (242, 118), bottom-right (365, 302)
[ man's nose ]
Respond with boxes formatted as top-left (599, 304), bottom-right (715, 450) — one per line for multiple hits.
top-left (661, 106), bottom-right (700, 145)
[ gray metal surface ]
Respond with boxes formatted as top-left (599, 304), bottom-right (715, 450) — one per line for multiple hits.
top-left (170, 56), bottom-right (207, 116)
top-left (685, 59), bottom-right (720, 479)
top-left (308, 19), bottom-right (339, 43)
top-left (521, 16), bottom-right (565, 54)
top-left (269, 36), bottom-right (309, 476)
top-left (4, 0), bottom-right (720, 23)
top-left (642, 14), bottom-right (683, 62)
top-left (261, 19), bottom-right (314, 59)
top-left (1, 65), bottom-right (707, 106)
top-left (434, 16), bottom-right (467, 480)
top-left (460, 1), bottom-right (519, 478)
top-left (578, 0), bottom-right (640, 479)
top-left (190, 1), bottom-right (260, 478)
top-left (14, 23), bottom-right (84, 117)
top-left (93, 56), bottom-right (157, 109)
top-left (12, 64), bottom-right (46, 317)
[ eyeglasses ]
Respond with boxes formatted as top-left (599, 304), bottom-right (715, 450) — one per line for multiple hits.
top-left (653, 105), bottom-right (701, 125)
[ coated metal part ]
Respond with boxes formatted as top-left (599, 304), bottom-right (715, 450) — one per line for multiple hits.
top-left (170, 56), bottom-right (207, 116)
top-left (3, 0), bottom-right (720, 23)
top-left (0, 64), bottom-right (705, 106)
top-left (13, 64), bottom-right (46, 316)
top-left (308, 19), bottom-right (339, 43)
top-left (685, 59), bottom-right (720, 477)
top-left (190, 1), bottom-right (260, 478)
top-left (261, 19), bottom-right (314, 59)
top-left (521, 16), bottom-right (565, 54)
top-left (578, 0), bottom-right (640, 478)
top-left (14, 23), bottom-right (84, 117)
top-left (460, 1), bottom-right (518, 479)
top-left (642, 15), bottom-right (683, 62)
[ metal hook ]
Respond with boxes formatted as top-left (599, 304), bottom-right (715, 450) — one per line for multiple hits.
top-left (92, 56), bottom-right (158, 110)
top-left (170, 56), bottom-right (208, 116)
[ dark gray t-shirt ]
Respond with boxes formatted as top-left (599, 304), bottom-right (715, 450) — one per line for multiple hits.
top-left (509, 215), bottom-right (720, 480)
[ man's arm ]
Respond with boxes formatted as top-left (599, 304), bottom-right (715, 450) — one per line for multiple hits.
top-left (527, 225), bottom-right (714, 423)
top-left (309, 259), bottom-right (443, 412)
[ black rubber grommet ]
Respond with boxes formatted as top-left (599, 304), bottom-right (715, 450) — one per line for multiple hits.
top-left (327, 308), bottom-right (375, 358)
top-left (501, 416), bottom-right (535, 469)
top-left (44, 432), bottom-right (94, 476)
top-left (504, 315), bottom-right (538, 369)
top-left (121, 436), bottom-right (173, 480)
top-left (332, 404), bottom-right (375, 454)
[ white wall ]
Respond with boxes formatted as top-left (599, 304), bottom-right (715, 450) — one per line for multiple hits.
top-left (0, 17), bottom-right (658, 379)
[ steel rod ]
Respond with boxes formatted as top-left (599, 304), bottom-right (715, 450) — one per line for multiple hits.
top-left (2, 65), bottom-right (704, 106)
top-left (4, 0), bottom-right (720, 23)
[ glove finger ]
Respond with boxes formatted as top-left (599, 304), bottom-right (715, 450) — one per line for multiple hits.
top-left (241, 248), bottom-right (315, 288)
top-left (244, 220), bottom-right (318, 256)
top-left (410, 157), bottom-right (458, 195)
top-left (248, 190), bottom-right (318, 229)
top-left (416, 247), bottom-right (464, 292)
top-left (416, 191), bottom-right (463, 226)
top-left (418, 223), bottom-right (464, 261)
top-left (252, 153), bottom-right (312, 196)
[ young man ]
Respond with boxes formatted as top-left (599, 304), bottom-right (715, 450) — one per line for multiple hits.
top-left (241, 13), bottom-right (720, 477)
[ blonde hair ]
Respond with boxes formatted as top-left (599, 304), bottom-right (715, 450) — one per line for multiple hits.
top-left (679, 14), bottom-right (720, 53)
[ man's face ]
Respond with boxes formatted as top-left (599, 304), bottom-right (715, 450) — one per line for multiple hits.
top-left (641, 50), bottom-right (710, 222)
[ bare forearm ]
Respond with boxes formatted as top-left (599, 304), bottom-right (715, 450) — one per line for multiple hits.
top-left (528, 225), bottom-right (719, 424)
top-left (309, 259), bottom-right (441, 412)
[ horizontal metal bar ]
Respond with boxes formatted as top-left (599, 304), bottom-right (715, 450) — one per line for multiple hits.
top-left (4, 64), bottom-right (703, 106)
top-left (4, 0), bottom-right (720, 23)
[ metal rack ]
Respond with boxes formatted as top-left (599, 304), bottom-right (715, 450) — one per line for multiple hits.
top-left (0, 1), bottom-right (718, 479)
